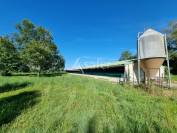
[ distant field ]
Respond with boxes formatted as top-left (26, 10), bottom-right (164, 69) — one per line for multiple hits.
top-left (0, 74), bottom-right (177, 132)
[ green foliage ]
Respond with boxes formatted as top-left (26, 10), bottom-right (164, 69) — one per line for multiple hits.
top-left (164, 21), bottom-right (177, 74)
top-left (22, 40), bottom-right (52, 73)
top-left (0, 19), bottom-right (65, 74)
top-left (0, 37), bottom-right (19, 75)
top-left (21, 41), bottom-right (65, 74)
top-left (50, 54), bottom-right (65, 72)
top-left (119, 50), bottom-right (135, 61)
top-left (14, 20), bottom-right (53, 49)
top-left (166, 21), bottom-right (177, 50)
top-left (0, 75), bottom-right (177, 132)
top-left (16, 20), bottom-right (65, 74)
top-left (169, 51), bottom-right (177, 74)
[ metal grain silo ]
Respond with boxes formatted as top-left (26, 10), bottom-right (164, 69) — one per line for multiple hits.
top-left (137, 29), bottom-right (171, 87)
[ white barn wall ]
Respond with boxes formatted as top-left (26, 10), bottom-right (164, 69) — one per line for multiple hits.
top-left (124, 62), bottom-right (165, 84)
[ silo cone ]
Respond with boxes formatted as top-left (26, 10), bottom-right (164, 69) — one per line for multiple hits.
top-left (139, 29), bottom-right (166, 80)
top-left (140, 58), bottom-right (164, 78)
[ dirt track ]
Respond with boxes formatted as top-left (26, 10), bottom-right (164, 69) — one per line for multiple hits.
top-left (70, 73), bottom-right (177, 88)
top-left (70, 73), bottom-right (119, 83)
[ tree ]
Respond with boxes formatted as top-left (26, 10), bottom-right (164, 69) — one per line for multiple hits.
top-left (22, 40), bottom-right (53, 75)
top-left (119, 50), bottom-right (135, 61)
top-left (13, 19), bottom-right (65, 74)
top-left (163, 21), bottom-right (177, 51)
top-left (14, 19), bottom-right (53, 49)
top-left (163, 21), bottom-right (177, 74)
top-left (50, 55), bottom-right (65, 72)
top-left (0, 37), bottom-right (18, 75)
top-left (47, 43), bottom-right (65, 72)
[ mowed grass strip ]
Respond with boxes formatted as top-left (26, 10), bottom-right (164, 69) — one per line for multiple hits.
top-left (0, 74), bottom-right (177, 133)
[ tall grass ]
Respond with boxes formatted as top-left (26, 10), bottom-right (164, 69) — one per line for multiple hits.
top-left (0, 74), bottom-right (176, 132)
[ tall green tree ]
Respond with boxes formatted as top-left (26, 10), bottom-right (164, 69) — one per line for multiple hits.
top-left (22, 40), bottom-right (52, 75)
top-left (50, 55), bottom-right (65, 72)
top-left (0, 37), bottom-right (19, 75)
top-left (119, 50), bottom-right (135, 61)
top-left (14, 19), bottom-right (65, 74)
top-left (164, 21), bottom-right (177, 74)
top-left (14, 19), bottom-right (53, 49)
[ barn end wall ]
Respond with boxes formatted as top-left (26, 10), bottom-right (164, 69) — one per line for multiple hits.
top-left (125, 62), bottom-right (165, 84)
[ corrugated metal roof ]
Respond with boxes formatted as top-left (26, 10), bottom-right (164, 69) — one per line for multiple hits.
top-left (80, 59), bottom-right (134, 70)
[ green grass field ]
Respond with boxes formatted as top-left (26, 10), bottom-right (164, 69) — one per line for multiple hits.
top-left (0, 74), bottom-right (177, 132)
top-left (172, 75), bottom-right (177, 82)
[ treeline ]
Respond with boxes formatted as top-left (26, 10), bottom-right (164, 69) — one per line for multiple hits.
top-left (0, 19), bottom-right (65, 76)
top-left (164, 21), bottom-right (177, 74)
top-left (119, 21), bottom-right (177, 74)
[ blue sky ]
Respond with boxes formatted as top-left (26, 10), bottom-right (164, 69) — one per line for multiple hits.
top-left (0, 0), bottom-right (177, 69)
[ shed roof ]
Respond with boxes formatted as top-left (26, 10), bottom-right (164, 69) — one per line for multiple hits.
top-left (79, 59), bottom-right (135, 70)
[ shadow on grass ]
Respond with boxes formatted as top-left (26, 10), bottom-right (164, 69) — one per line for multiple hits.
top-left (12, 72), bottom-right (67, 77)
top-left (39, 72), bottom-right (67, 77)
top-left (87, 116), bottom-right (97, 133)
top-left (87, 116), bottom-right (126, 133)
top-left (12, 73), bottom-right (37, 76)
top-left (0, 91), bottom-right (41, 126)
top-left (0, 82), bottom-right (32, 93)
top-left (87, 116), bottom-right (113, 133)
